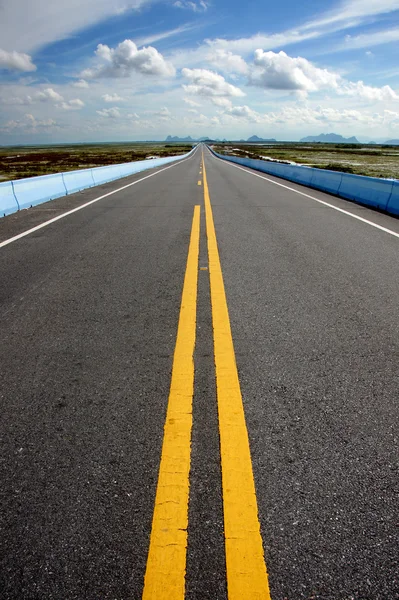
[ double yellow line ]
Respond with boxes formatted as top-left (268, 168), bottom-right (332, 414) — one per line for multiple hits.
top-left (143, 151), bottom-right (271, 600)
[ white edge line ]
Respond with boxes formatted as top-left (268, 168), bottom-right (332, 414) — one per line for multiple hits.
top-left (208, 149), bottom-right (399, 240)
top-left (0, 148), bottom-right (199, 249)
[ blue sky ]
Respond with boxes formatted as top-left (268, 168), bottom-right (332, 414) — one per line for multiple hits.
top-left (1, 0), bottom-right (399, 143)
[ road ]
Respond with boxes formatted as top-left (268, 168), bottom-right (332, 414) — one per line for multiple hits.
top-left (0, 145), bottom-right (398, 600)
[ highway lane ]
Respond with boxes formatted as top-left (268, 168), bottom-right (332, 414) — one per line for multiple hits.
top-left (203, 147), bottom-right (398, 600)
top-left (0, 144), bottom-right (398, 599)
top-left (0, 147), bottom-right (216, 599)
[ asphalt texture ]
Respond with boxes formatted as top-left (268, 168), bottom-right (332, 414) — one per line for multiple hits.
top-left (0, 145), bottom-right (398, 599)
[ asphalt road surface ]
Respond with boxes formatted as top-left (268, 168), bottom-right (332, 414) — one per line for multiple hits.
top-left (0, 145), bottom-right (398, 600)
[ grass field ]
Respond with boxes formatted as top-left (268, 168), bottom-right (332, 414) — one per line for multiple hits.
top-left (2, 141), bottom-right (398, 182)
top-left (213, 143), bottom-right (399, 180)
top-left (0, 143), bottom-right (193, 182)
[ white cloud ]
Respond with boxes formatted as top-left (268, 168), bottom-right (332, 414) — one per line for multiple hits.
top-left (0, 87), bottom-right (88, 109)
top-left (302, 0), bottom-right (399, 31)
top-left (189, 2), bottom-right (399, 69)
top-left (183, 97), bottom-right (202, 107)
top-left (261, 106), bottom-right (399, 128)
top-left (205, 30), bottom-right (320, 56)
top-left (0, 87), bottom-right (63, 106)
top-left (156, 106), bottom-right (171, 117)
top-left (250, 50), bottom-right (340, 94)
top-left (248, 50), bottom-right (399, 102)
top-left (34, 88), bottom-right (64, 102)
top-left (59, 98), bottom-right (85, 110)
top-left (136, 24), bottom-right (198, 47)
top-left (0, 48), bottom-right (36, 71)
top-left (96, 107), bottom-right (121, 118)
top-left (211, 97), bottom-right (233, 108)
top-left (338, 81), bottom-right (399, 101)
top-left (182, 68), bottom-right (245, 97)
top-left (0, 95), bottom-right (32, 106)
top-left (173, 0), bottom-right (208, 12)
top-left (0, 0), bottom-right (152, 53)
top-left (82, 40), bottom-right (176, 79)
top-left (73, 79), bottom-right (89, 88)
top-left (207, 49), bottom-right (249, 75)
top-left (102, 93), bottom-right (125, 102)
top-left (340, 26), bottom-right (399, 50)
top-left (225, 105), bottom-right (265, 123)
top-left (0, 113), bottom-right (58, 132)
top-left (128, 112), bottom-right (140, 119)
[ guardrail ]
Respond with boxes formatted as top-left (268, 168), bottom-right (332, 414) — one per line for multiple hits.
top-left (209, 148), bottom-right (399, 217)
top-left (0, 148), bottom-right (196, 218)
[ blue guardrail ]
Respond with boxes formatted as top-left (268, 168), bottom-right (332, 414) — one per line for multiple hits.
top-left (0, 149), bottom-right (195, 218)
top-left (210, 148), bottom-right (399, 217)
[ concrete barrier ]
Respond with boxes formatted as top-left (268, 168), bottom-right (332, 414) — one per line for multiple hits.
top-left (91, 165), bottom-right (120, 186)
top-left (310, 169), bottom-right (342, 195)
top-left (0, 148), bottom-right (196, 218)
top-left (12, 173), bottom-right (67, 210)
top-left (0, 181), bottom-right (19, 216)
top-left (338, 173), bottom-right (393, 210)
top-left (386, 181), bottom-right (399, 215)
top-left (62, 168), bottom-right (95, 194)
top-left (211, 149), bottom-right (398, 218)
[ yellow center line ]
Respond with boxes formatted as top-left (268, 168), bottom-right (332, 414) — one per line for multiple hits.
top-left (142, 205), bottom-right (201, 600)
top-left (202, 151), bottom-right (271, 600)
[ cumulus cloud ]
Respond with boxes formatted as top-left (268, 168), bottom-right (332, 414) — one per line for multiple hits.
top-left (199, 1), bottom-right (399, 71)
top-left (204, 31), bottom-right (320, 57)
top-left (59, 98), bottom-right (85, 110)
top-left (212, 102), bottom-right (399, 130)
top-left (0, 87), bottom-right (87, 110)
top-left (338, 81), bottom-right (399, 101)
top-left (250, 50), bottom-right (340, 94)
top-left (73, 79), bottom-right (89, 88)
top-left (0, 87), bottom-right (63, 106)
top-left (155, 106), bottom-right (172, 119)
top-left (35, 88), bottom-right (64, 102)
top-left (225, 104), bottom-right (264, 122)
top-left (211, 97), bottom-right (233, 108)
top-left (102, 93), bottom-right (125, 102)
top-left (182, 68), bottom-right (245, 97)
top-left (207, 49), bottom-right (249, 75)
top-left (247, 49), bottom-right (399, 102)
top-left (25, 114), bottom-right (57, 128)
top-left (183, 97), bottom-right (202, 107)
top-left (96, 106), bottom-right (121, 118)
top-left (0, 113), bottom-right (58, 132)
top-left (173, 0), bottom-right (208, 12)
top-left (82, 40), bottom-right (176, 79)
top-left (0, 48), bottom-right (36, 71)
top-left (260, 106), bottom-right (399, 127)
top-left (0, 95), bottom-right (33, 106)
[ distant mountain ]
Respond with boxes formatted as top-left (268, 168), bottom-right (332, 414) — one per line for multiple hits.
top-left (384, 139), bottom-right (399, 145)
top-left (165, 135), bottom-right (195, 142)
top-left (300, 133), bottom-right (360, 144)
top-left (247, 135), bottom-right (277, 142)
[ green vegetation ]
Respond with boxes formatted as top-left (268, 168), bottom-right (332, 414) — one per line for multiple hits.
top-left (213, 143), bottom-right (399, 180)
top-left (0, 143), bottom-right (193, 182)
